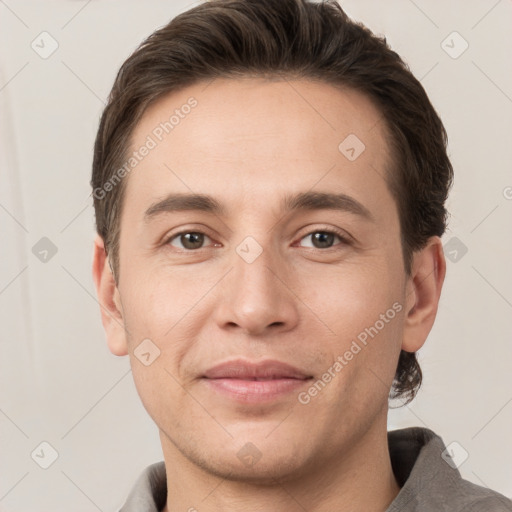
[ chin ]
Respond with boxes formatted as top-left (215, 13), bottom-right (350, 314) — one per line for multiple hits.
top-left (197, 452), bottom-right (310, 486)
top-left (185, 429), bottom-right (316, 485)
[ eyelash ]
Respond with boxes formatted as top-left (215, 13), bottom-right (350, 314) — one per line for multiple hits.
top-left (163, 227), bottom-right (352, 251)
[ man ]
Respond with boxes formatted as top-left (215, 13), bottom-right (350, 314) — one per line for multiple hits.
top-left (91, 0), bottom-right (512, 510)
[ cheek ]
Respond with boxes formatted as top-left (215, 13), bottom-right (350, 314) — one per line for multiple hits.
top-left (299, 259), bottom-right (405, 393)
top-left (120, 261), bottom-right (211, 342)
top-left (128, 356), bottom-right (186, 433)
top-left (302, 260), bottom-right (403, 338)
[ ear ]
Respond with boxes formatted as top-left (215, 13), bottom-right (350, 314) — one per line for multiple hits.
top-left (402, 236), bottom-right (446, 353)
top-left (92, 235), bottom-right (128, 356)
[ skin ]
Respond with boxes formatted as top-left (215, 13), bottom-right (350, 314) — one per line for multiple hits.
top-left (93, 78), bottom-right (445, 512)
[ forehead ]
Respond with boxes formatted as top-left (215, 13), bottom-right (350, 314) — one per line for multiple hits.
top-left (125, 77), bottom-right (394, 216)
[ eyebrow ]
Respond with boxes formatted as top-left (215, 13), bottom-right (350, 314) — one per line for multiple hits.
top-left (144, 191), bottom-right (374, 222)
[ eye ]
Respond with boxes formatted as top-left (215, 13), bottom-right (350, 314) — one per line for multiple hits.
top-left (298, 230), bottom-right (349, 249)
top-left (167, 231), bottom-right (213, 250)
top-left (165, 229), bottom-right (350, 251)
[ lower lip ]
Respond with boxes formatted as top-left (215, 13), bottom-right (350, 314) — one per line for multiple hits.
top-left (203, 378), bottom-right (311, 403)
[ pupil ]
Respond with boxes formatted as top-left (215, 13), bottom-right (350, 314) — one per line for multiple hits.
top-left (314, 232), bottom-right (334, 248)
top-left (180, 232), bottom-right (334, 250)
top-left (183, 232), bottom-right (203, 249)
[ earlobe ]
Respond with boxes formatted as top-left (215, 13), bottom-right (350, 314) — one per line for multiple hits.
top-left (402, 236), bottom-right (446, 353)
top-left (92, 235), bottom-right (128, 356)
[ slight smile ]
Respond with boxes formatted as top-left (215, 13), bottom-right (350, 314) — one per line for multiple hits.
top-left (201, 359), bottom-right (314, 403)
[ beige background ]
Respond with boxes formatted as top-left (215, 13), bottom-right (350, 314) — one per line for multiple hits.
top-left (1, 0), bottom-right (511, 510)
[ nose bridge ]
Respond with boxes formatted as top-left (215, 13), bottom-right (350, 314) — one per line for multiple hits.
top-left (235, 234), bottom-right (282, 308)
top-left (218, 233), bottom-right (298, 335)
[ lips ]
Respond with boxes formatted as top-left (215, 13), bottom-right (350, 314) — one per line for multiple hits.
top-left (202, 359), bottom-right (312, 403)
top-left (203, 359), bottom-right (311, 380)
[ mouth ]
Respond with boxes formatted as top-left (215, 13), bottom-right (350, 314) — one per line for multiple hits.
top-left (201, 359), bottom-right (313, 403)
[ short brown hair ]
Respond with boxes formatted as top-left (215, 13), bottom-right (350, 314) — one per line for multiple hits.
top-left (91, 0), bottom-right (453, 404)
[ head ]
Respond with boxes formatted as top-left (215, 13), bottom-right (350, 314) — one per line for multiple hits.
top-left (92, 0), bottom-right (451, 484)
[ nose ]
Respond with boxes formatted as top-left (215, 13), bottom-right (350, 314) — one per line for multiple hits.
top-left (212, 242), bottom-right (300, 337)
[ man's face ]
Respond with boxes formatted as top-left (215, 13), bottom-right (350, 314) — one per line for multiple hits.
top-left (114, 78), bottom-right (409, 481)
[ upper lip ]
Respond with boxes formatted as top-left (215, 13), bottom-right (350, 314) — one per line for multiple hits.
top-left (203, 359), bottom-right (312, 380)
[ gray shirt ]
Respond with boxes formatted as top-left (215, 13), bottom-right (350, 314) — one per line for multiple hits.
top-left (120, 427), bottom-right (512, 511)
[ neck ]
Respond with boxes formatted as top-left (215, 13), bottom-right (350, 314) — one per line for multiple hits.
top-left (160, 417), bottom-right (400, 512)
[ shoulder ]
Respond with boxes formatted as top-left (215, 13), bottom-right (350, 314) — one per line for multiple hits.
top-left (119, 462), bottom-right (167, 512)
top-left (387, 427), bottom-right (512, 512)
top-left (455, 479), bottom-right (512, 512)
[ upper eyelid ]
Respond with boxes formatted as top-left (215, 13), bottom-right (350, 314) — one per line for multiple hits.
top-left (296, 229), bottom-right (351, 247)
top-left (166, 230), bottom-right (215, 247)
top-left (296, 224), bottom-right (353, 243)
top-left (163, 224), bottom-right (215, 243)
top-left (166, 226), bottom-right (351, 248)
